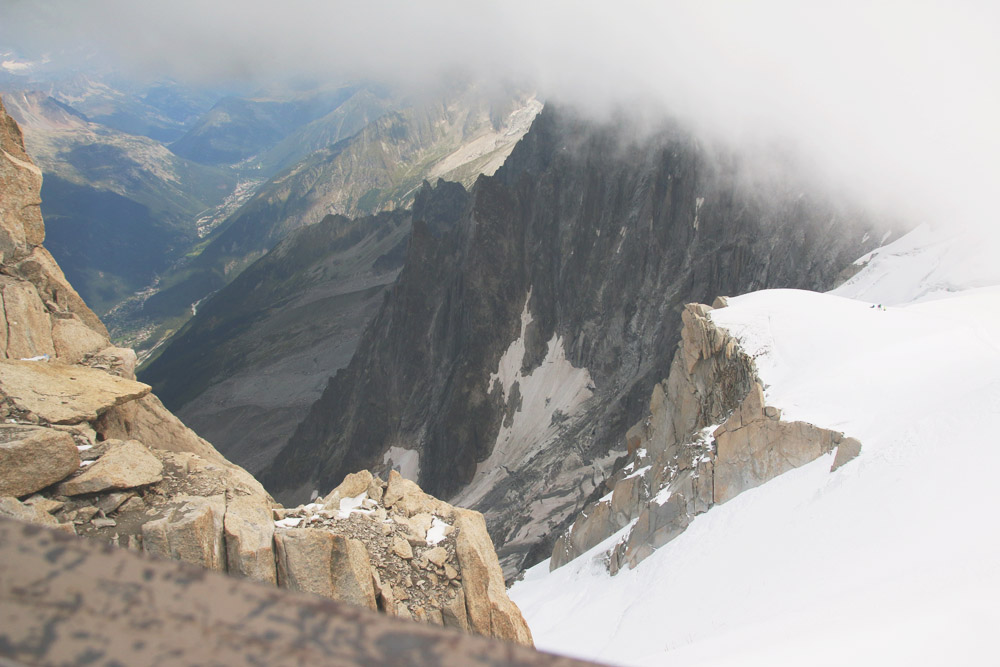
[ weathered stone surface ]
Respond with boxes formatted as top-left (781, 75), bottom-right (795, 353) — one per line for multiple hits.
top-left (91, 346), bottom-right (138, 380)
top-left (0, 425), bottom-right (78, 497)
top-left (392, 535), bottom-right (414, 559)
top-left (442, 587), bottom-right (470, 632)
top-left (454, 509), bottom-right (533, 646)
top-left (322, 469), bottom-right (373, 508)
top-left (95, 491), bottom-right (133, 515)
top-left (274, 528), bottom-right (377, 610)
top-left (383, 470), bottom-right (447, 516)
top-left (424, 546), bottom-right (449, 567)
top-left (12, 245), bottom-right (107, 337)
top-left (56, 439), bottom-right (163, 496)
top-left (0, 359), bottom-right (150, 424)
top-left (22, 494), bottom-right (65, 514)
top-left (1, 496), bottom-right (58, 527)
top-left (51, 316), bottom-right (108, 365)
top-left (551, 499), bottom-right (617, 571)
top-left (832, 436), bottom-right (863, 471)
top-left (711, 295), bottom-right (730, 309)
top-left (713, 390), bottom-right (840, 505)
top-left (93, 393), bottom-right (229, 464)
top-left (142, 494), bottom-right (226, 571)
top-left (553, 301), bottom-right (865, 574)
top-left (0, 278), bottom-right (54, 360)
top-left (0, 96), bottom-right (45, 265)
top-left (0, 516), bottom-right (597, 667)
top-left (224, 493), bottom-right (277, 584)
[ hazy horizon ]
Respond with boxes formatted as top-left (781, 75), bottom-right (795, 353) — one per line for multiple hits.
top-left (2, 0), bottom-right (997, 234)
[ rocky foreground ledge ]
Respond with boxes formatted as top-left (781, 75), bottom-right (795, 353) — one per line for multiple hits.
top-left (0, 94), bottom-right (531, 648)
top-left (550, 299), bottom-right (863, 572)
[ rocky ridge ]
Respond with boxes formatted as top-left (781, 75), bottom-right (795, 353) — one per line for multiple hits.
top-left (0, 96), bottom-right (532, 646)
top-left (549, 299), bottom-right (861, 572)
top-left (261, 105), bottom-right (888, 577)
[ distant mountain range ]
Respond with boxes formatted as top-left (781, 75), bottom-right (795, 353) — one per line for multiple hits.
top-left (1, 74), bottom-right (539, 362)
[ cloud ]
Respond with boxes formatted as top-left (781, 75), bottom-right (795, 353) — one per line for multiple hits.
top-left (1, 0), bottom-right (997, 230)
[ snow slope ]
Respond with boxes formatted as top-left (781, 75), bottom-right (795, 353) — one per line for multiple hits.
top-left (510, 225), bottom-right (1000, 666)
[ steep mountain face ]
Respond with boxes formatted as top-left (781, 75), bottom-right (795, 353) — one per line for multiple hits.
top-left (510, 225), bottom-right (1000, 665)
top-left (261, 105), bottom-right (886, 574)
top-left (140, 206), bottom-right (416, 474)
top-left (2, 90), bottom-right (238, 314)
top-left (138, 86), bottom-right (539, 360)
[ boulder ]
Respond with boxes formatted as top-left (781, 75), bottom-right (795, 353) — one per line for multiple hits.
top-left (322, 469), bottom-right (373, 508)
top-left (224, 493), bottom-right (277, 584)
top-left (56, 439), bottom-right (163, 496)
top-left (441, 588), bottom-right (470, 632)
top-left (51, 316), bottom-right (108, 365)
top-left (274, 528), bottom-right (377, 610)
top-left (0, 496), bottom-right (74, 533)
top-left (383, 470), bottom-right (446, 517)
top-left (142, 494), bottom-right (226, 571)
top-left (93, 393), bottom-right (229, 465)
top-left (0, 359), bottom-right (150, 425)
top-left (832, 436), bottom-right (862, 471)
top-left (453, 509), bottom-right (533, 646)
top-left (0, 425), bottom-right (78, 497)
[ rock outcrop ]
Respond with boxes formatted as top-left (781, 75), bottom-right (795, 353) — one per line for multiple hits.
top-left (550, 301), bottom-right (862, 573)
top-left (0, 96), bottom-right (531, 645)
top-left (270, 470), bottom-right (533, 645)
top-left (0, 517), bottom-right (591, 666)
top-left (260, 104), bottom-right (888, 577)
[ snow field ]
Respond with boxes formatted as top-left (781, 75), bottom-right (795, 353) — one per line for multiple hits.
top-left (510, 226), bottom-right (1000, 665)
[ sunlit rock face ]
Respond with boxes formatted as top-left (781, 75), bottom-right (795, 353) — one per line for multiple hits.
top-left (263, 104), bottom-right (886, 577)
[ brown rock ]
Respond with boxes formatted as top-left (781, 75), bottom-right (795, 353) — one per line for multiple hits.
top-left (51, 316), bottom-right (107, 364)
top-left (224, 493), bottom-right (277, 584)
top-left (12, 246), bottom-right (107, 337)
top-left (383, 470), bottom-right (446, 517)
top-left (322, 470), bottom-right (373, 508)
top-left (95, 492), bottom-right (133, 515)
top-left (0, 425), bottom-right (78, 497)
top-left (0, 360), bottom-right (150, 425)
top-left (274, 528), bottom-right (377, 610)
top-left (831, 436), bottom-right (862, 471)
top-left (142, 494), bottom-right (226, 571)
top-left (1, 496), bottom-right (58, 527)
top-left (453, 509), bottom-right (533, 646)
top-left (93, 393), bottom-right (229, 465)
top-left (0, 279), bottom-right (54, 360)
top-left (56, 439), bottom-right (162, 496)
top-left (372, 568), bottom-right (396, 614)
top-left (22, 494), bottom-right (64, 514)
top-left (424, 546), bottom-right (449, 567)
top-left (441, 588), bottom-right (470, 632)
top-left (392, 535), bottom-right (414, 559)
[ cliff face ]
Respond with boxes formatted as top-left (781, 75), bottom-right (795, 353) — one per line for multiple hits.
top-left (261, 105), bottom-right (885, 574)
top-left (138, 86), bottom-right (540, 346)
top-left (549, 300), bottom-right (862, 572)
top-left (0, 96), bottom-right (532, 644)
top-left (140, 207), bottom-right (414, 474)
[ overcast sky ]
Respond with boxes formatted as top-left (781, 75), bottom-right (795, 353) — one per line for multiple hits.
top-left (2, 0), bottom-right (997, 231)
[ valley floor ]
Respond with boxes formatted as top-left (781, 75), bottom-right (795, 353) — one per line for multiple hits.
top-left (510, 224), bottom-right (1000, 666)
